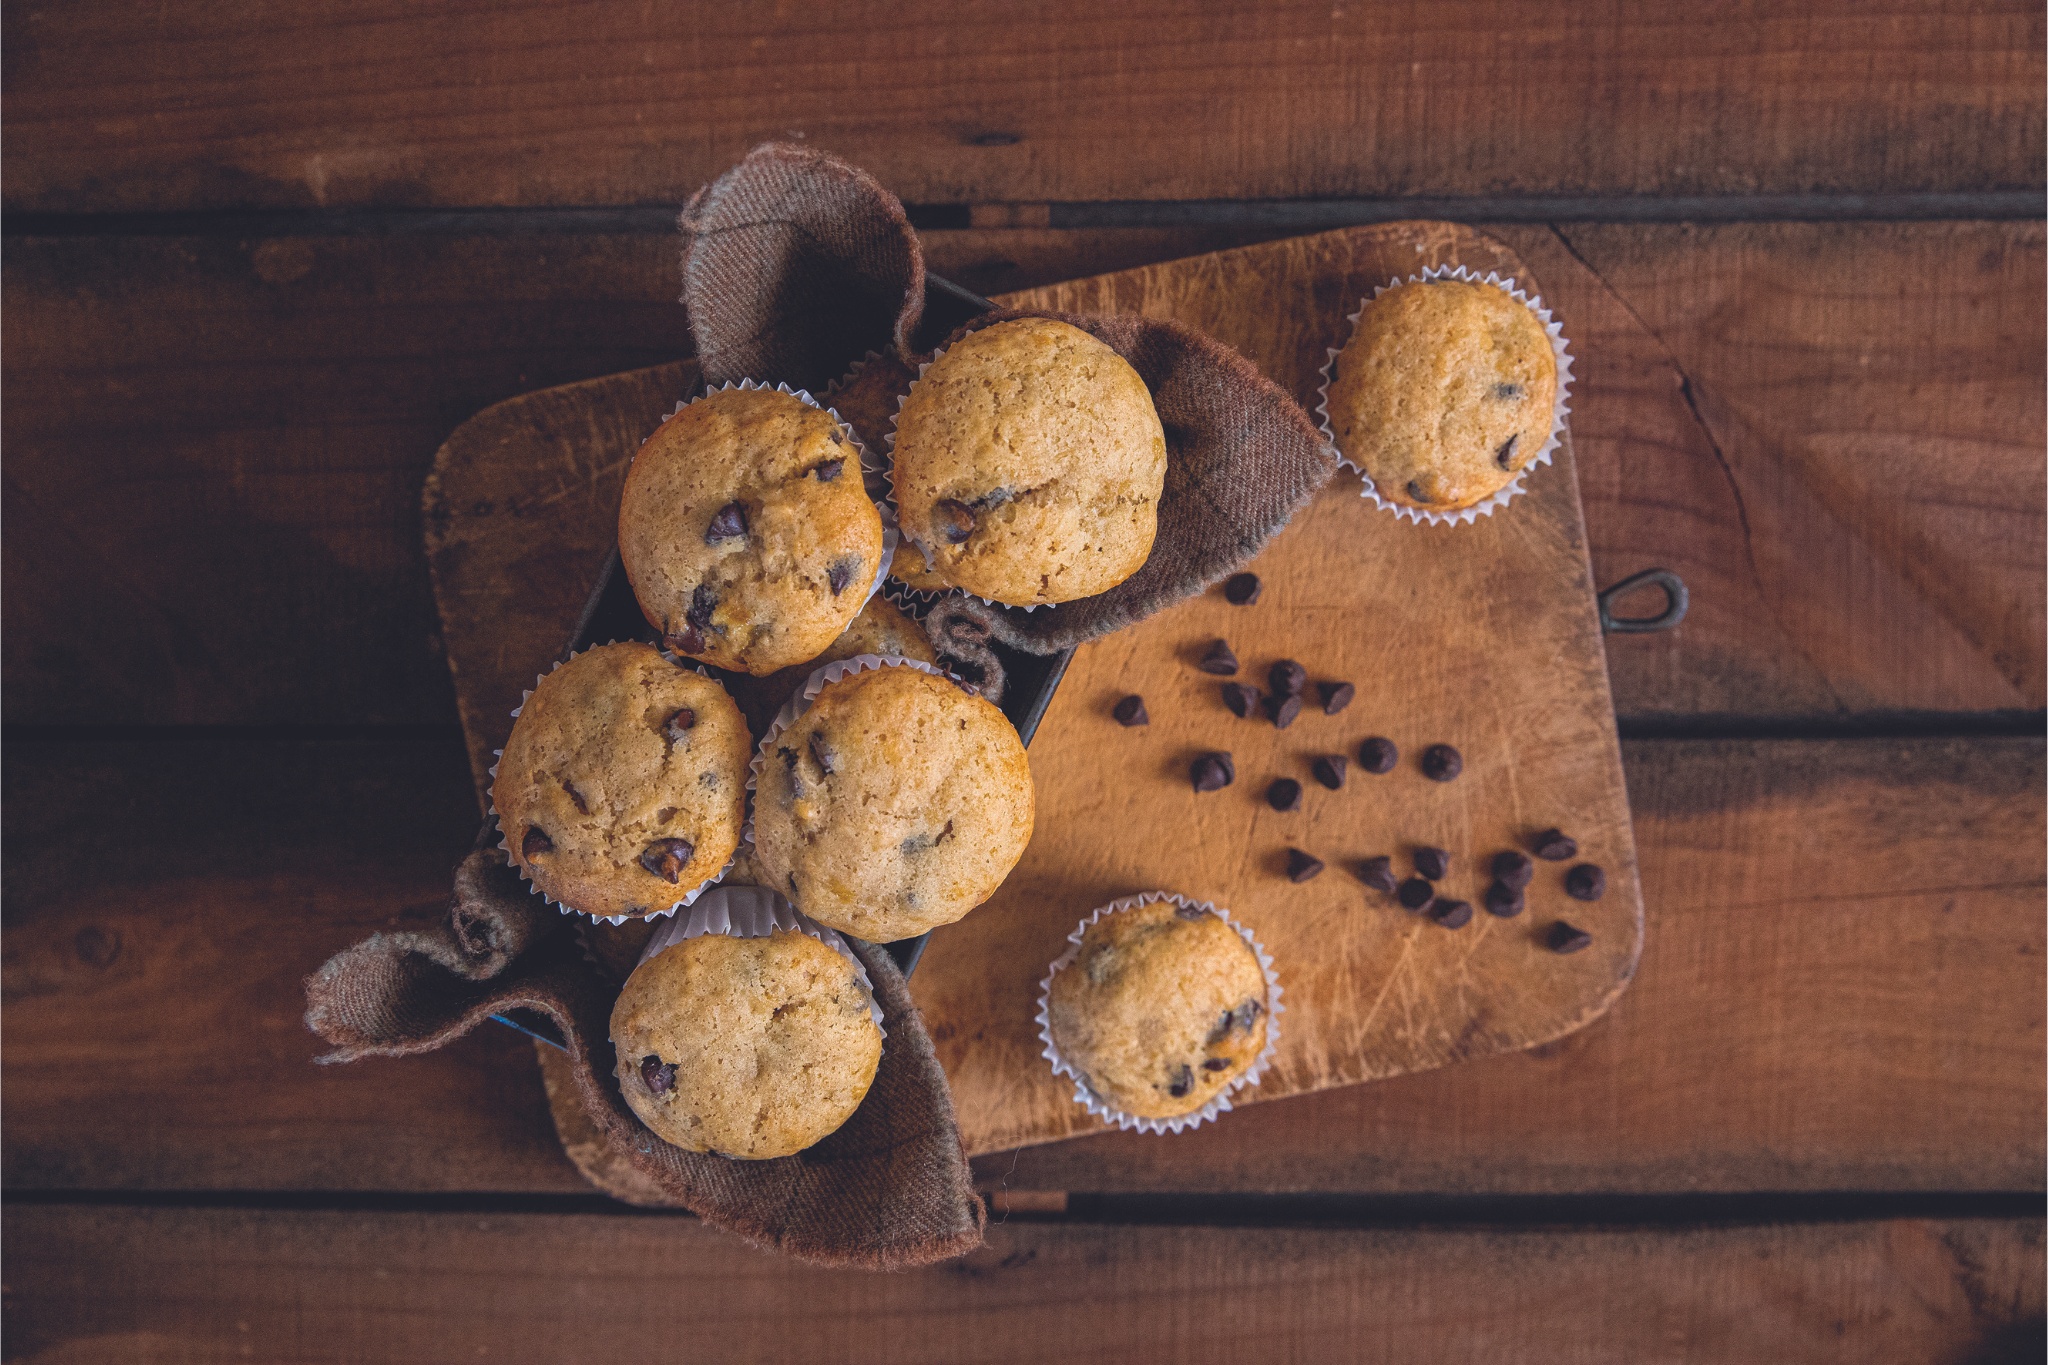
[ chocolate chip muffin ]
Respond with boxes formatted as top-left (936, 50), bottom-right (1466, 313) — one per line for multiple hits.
top-left (492, 642), bottom-right (749, 920)
top-left (619, 386), bottom-right (886, 675)
top-left (751, 663), bottom-right (1035, 942)
top-left (1325, 277), bottom-right (1557, 514)
top-left (890, 317), bottom-right (1166, 606)
top-left (733, 592), bottom-right (939, 735)
top-left (610, 928), bottom-right (883, 1159)
top-left (1046, 898), bottom-right (1270, 1121)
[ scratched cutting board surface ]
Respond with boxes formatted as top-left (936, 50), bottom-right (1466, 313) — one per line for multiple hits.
top-left (424, 222), bottom-right (1643, 1167)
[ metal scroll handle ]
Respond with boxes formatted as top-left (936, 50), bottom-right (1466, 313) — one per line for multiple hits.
top-left (1599, 568), bottom-right (1688, 634)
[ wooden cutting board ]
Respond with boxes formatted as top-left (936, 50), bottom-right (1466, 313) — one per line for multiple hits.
top-left (426, 222), bottom-right (1643, 1167)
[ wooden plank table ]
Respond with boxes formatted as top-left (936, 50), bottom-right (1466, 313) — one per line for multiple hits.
top-left (3, 4), bottom-right (2042, 1360)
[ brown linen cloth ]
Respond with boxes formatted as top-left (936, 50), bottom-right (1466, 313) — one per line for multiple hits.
top-left (306, 141), bottom-right (1328, 1270)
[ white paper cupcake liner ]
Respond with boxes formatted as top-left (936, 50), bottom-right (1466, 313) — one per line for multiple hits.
top-left (488, 642), bottom-right (739, 926)
top-left (654, 379), bottom-right (898, 615)
top-left (1314, 264), bottom-right (1575, 528)
top-left (881, 341), bottom-right (1046, 614)
top-left (635, 883), bottom-right (885, 1034)
top-left (881, 579), bottom-right (946, 620)
top-left (1035, 891), bottom-right (1284, 1135)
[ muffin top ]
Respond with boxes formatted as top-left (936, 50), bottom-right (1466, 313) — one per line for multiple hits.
top-left (492, 642), bottom-right (750, 920)
top-left (733, 592), bottom-right (938, 735)
top-left (750, 664), bottom-right (1035, 942)
top-left (890, 317), bottom-right (1166, 606)
top-left (1046, 899), bottom-right (1270, 1121)
top-left (619, 386), bottom-right (886, 675)
top-left (610, 929), bottom-right (883, 1160)
top-left (1325, 278), bottom-right (1557, 513)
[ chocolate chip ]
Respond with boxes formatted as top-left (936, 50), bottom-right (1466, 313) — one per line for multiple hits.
top-left (1221, 683), bottom-right (1260, 717)
top-left (1396, 877), bottom-right (1435, 913)
top-left (1318, 680), bottom-right (1355, 714)
top-left (1491, 850), bottom-right (1534, 888)
top-left (640, 837), bottom-right (696, 883)
top-left (1565, 863), bottom-right (1608, 901)
top-left (1407, 479), bottom-right (1431, 504)
top-left (1112, 695), bottom-right (1149, 727)
top-left (1421, 744), bottom-right (1463, 781)
top-left (1233, 999), bottom-right (1264, 1033)
top-left (1267, 777), bottom-right (1303, 812)
top-left (1547, 921), bottom-right (1594, 953)
top-left (1483, 881), bottom-right (1525, 918)
top-left (827, 556), bottom-right (861, 595)
top-left (1285, 849), bottom-right (1325, 882)
top-left (1430, 898), bottom-right (1474, 929)
top-left (1494, 382), bottom-right (1525, 401)
top-left (1191, 752), bottom-right (1234, 792)
top-left (812, 457), bottom-right (844, 482)
top-left (655, 806), bottom-right (677, 824)
top-left (1223, 572), bottom-right (1262, 605)
top-left (1267, 692), bottom-right (1303, 729)
top-left (1269, 659), bottom-right (1306, 696)
top-left (933, 498), bottom-right (976, 544)
top-left (1532, 828), bottom-right (1578, 861)
top-left (1358, 855), bottom-right (1398, 893)
top-left (1413, 846), bottom-right (1449, 880)
top-left (521, 826), bottom-right (553, 860)
top-left (561, 780), bottom-right (590, 815)
top-left (668, 622), bottom-right (705, 655)
top-left (807, 731), bottom-right (835, 776)
top-left (1198, 640), bottom-right (1239, 675)
top-left (662, 708), bottom-right (697, 745)
top-left (687, 583), bottom-right (718, 630)
top-left (640, 1056), bottom-right (676, 1093)
top-left (971, 487), bottom-right (1014, 511)
top-left (1358, 737), bottom-right (1398, 774)
top-left (1207, 1011), bottom-right (1235, 1044)
top-left (1495, 433), bottom-right (1520, 470)
top-left (1202, 1057), bottom-right (1233, 1072)
top-left (1312, 755), bottom-right (1347, 790)
top-left (1167, 1064), bottom-right (1194, 1098)
top-left (704, 501), bottom-right (748, 543)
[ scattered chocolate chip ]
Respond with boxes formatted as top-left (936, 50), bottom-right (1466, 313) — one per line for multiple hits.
top-left (662, 708), bottom-right (697, 744)
top-left (668, 623), bottom-right (705, 655)
top-left (1312, 754), bottom-right (1348, 789)
top-left (933, 498), bottom-right (976, 544)
top-left (1421, 744), bottom-right (1463, 781)
top-left (1221, 683), bottom-right (1260, 717)
top-left (1233, 999), bottom-right (1264, 1032)
top-left (640, 837), bottom-right (696, 883)
top-left (561, 780), bottom-right (590, 815)
top-left (1268, 777), bottom-right (1303, 812)
top-left (1112, 695), bottom-right (1149, 727)
top-left (1318, 680), bottom-right (1355, 714)
top-left (521, 827), bottom-right (553, 860)
top-left (1495, 433), bottom-right (1520, 470)
top-left (1191, 752), bottom-right (1234, 793)
top-left (1532, 828), bottom-right (1578, 861)
top-left (1285, 849), bottom-right (1325, 882)
top-left (1207, 1011), bottom-right (1235, 1044)
top-left (1430, 898), bottom-right (1474, 929)
top-left (1202, 1057), bottom-right (1233, 1072)
top-left (1483, 881), bottom-right (1525, 918)
top-left (827, 556), bottom-right (861, 595)
top-left (807, 731), bottom-right (835, 776)
top-left (1407, 479), bottom-right (1431, 504)
top-left (704, 501), bottom-right (748, 543)
top-left (1358, 736), bottom-right (1399, 774)
top-left (1267, 692), bottom-right (1303, 729)
top-left (655, 807), bottom-right (677, 824)
top-left (1413, 846), bottom-right (1449, 880)
top-left (1547, 921), bottom-right (1594, 954)
top-left (1491, 850), bottom-right (1534, 888)
top-left (1167, 1063), bottom-right (1194, 1098)
top-left (1494, 382), bottom-right (1525, 401)
top-left (1396, 877), bottom-right (1436, 913)
top-left (687, 583), bottom-right (718, 630)
top-left (640, 1056), bottom-right (676, 1093)
top-left (972, 487), bottom-right (1014, 510)
top-left (1358, 855), bottom-right (1398, 893)
top-left (1269, 659), bottom-right (1307, 696)
top-left (811, 457), bottom-right (844, 482)
top-left (1565, 863), bottom-right (1608, 901)
top-left (1198, 639), bottom-right (1239, 675)
top-left (1223, 572), bottom-right (1262, 605)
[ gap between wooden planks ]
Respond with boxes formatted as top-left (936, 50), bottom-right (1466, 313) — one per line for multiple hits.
top-left (4, 1), bottom-right (2040, 212)
top-left (4, 222), bottom-right (2038, 728)
top-left (2, 734), bottom-right (2037, 1197)
top-left (6, 1204), bottom-right (2040, 1365)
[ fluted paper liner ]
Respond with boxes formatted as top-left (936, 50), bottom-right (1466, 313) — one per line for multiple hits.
top-left (1035, 891), bottom-right (1284, 1135)
top-left (635, 883), bottom-right (886, 1035)
top-left (1315, 264), bottom-right (1575, 527)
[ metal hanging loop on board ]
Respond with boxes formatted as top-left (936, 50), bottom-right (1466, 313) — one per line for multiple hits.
top-left (1598, 568), bottom-right (1688, 634)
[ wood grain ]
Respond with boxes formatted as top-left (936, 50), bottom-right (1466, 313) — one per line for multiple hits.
top-left (5, 2), bottom-right (2041, 213)
top-left (5, 223), bottom-right (2037, 727)
top-left (8, 1204), bottom-right (2040, 1364)
top-left (5, 736), bottom-right (2036, 1195)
